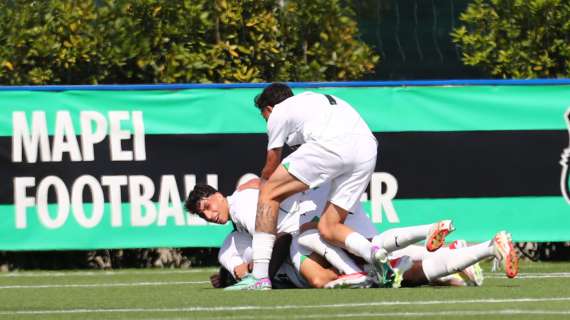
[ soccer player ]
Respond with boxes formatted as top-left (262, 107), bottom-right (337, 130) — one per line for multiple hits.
top-left (243, 83), bottom-right (384, 290)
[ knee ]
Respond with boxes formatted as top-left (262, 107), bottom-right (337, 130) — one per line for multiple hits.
top-left (317, 221), bottom-right (335, 243)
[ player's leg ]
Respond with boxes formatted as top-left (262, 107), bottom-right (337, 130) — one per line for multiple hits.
top-left (435, 240), bottom-right (484, 287)
top-left (372, 221), bottom-right (455, 253)
top-left (421, 231), bottom-right (518, 283)
top-left (299, 253), bottom-right (340, 288)
top-left (290, 235), bottom-right (338, 288)
top-left (389, 244), bottom-right (482, 287)
top-left (225, 169), bottom-right (303, 291)
top-left (317, 154), bottom-right (385, 265)
top-left (230, 165), bottom-right (307, 290)
top-left (318, 161), bottom-right (395, 286)
top-left (297, 228), bottom-right (363, 275)
top-left (248, 142), bottom-right (340, 288)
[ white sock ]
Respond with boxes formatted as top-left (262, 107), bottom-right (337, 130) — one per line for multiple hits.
top-left (298, 229), bottom-right (362, 274)
top-left (422, 240), bottom-right (493, 281)
top-left (251, 232), bottom-right (275, 279)
top-left (372, 225), bottom-right (432, 252)
top-left (344, 232), bottom-right (373, 264)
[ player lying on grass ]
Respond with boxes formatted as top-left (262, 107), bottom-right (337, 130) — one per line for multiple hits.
top-left (207, 194), bottom-right (517, 290)
top-left (185, 179), bottom-right (463, 288)
top-left (289, 185), bottom-right (517, 287)
top-left (210, 226), bottom-right (517, 289)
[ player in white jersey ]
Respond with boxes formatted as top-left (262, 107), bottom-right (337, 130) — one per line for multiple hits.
top-left (239, 83), bottom-right (385, 290)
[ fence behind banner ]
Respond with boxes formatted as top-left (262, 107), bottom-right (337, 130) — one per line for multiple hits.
top-left (1, 79), bottom-right (570, 250)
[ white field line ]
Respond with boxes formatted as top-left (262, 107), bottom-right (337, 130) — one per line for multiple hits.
top-left (486, 272), bottom-right (570, 279)
top-left (0, 268), bottom-right (217, 277)
top-left (0, 280), bottom-right (209, 289)
top-left (1, 297), bottom-right (569, 316)
top-left (199, 309), bottom-right (570, 320)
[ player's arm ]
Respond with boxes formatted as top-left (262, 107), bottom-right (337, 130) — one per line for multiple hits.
top-left (218, 231), bottom-right (252, 280)
top-left (260, 147), bottom-right (282, 181)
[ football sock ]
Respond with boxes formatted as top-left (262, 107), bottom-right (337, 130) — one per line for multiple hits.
top-left (372, 224), bottom-right (432, 252)
top-left (422, 240), bottom-right (493, 281)
top-left (298, 229), bottom-right (362, 274)
top-left (344, 232), bottom-right (373, 264)
top-left (251, 232), bottom-right (276, 279)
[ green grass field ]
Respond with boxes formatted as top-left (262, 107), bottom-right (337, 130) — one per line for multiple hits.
top-left (0, 261), bottom-right (569, 320)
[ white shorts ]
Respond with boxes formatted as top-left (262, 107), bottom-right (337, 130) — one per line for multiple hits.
top-left (283, 135), bottom-right (377, 211)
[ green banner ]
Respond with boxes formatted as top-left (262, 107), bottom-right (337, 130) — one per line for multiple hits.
top-left (1, 85), bottom-right (569, 136)
top-left (1, 83), bottom-right (570, 250)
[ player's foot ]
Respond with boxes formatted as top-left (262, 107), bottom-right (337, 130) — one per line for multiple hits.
top-left (223, 274), bottom-right (272, 291)
top-left (389, 255), bottom-right (413, 288)
top-left (448, 239), bottom-right (484, 286)
top-left (371, 246), bottom-right (395, 288)
top-left (426, 220), bottom-right (455, 252)
top-left (324, 272), bottom-right (373, 289)
top-left (460, 262), bottom-right (484, 286)
top-left (492, 231), bottom-right (518, 278)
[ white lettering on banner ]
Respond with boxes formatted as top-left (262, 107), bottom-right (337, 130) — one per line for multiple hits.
top-left (157, 175), bottom-right (184, 226)
top-left (129, 175), bottom-right (157, 227)
top-left (132, 111), bottom-right (146, 161)
top-left (369, 172), bottom-right (400, 223)
top-left (12, 112), bottom-right (50, 163)
top-left (101, 176), bottom-right (128, 227)
top-left (80, 111), bottom-right (107, 161)
top-left (11, 110), bottom-right (146, 162)
top-left (10, 110), bottom-right (221, 231)
top-left (52, 111), bottom-right (82, 162)
top-left (13, 174), bottom-right (217, 229)
top-left (184, 175), bottom-right (196, 200)
top-left (71, 176), bottom-right (104, 228)
top-left (37, 176), bottom-right (70, 229)
top-left (14, 177), bottom-right (35, 229)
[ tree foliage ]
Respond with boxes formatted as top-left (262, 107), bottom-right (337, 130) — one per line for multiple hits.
top-left (0, 0), bottom-right (378, 84)
top-left (451, 0), bottom-right (570, 78)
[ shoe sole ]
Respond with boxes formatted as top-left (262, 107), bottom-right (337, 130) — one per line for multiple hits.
top-left (494, 232), bottom-right (519, 279)
top-left (459, 263), bottom-right (484, 286)
top-left (504, 241), bottom-right (519, 278)
top-left (426, 220), bottom-right (453, 252)
top-left (325, 278), bottom-right (373, 289)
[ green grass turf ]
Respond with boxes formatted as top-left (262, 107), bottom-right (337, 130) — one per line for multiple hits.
top-left (0, 260), bottom-right (569, 320)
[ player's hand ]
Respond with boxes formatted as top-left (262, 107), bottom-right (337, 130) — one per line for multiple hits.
top-left (210, 273), bottom-right (222, 288)
top-left (234, 263), bottom-right (250, 280)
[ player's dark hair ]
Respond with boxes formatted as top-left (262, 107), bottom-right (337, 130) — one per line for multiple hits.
top-left (254, 83), bottom-right (294, 110)
top-left (185, 184), bottom-right (218, 219)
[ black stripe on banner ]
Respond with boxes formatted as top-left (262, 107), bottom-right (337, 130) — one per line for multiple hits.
top-left (0, 130), bottom-right (567, 204)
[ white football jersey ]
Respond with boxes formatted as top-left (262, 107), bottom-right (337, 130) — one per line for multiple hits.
top-left (227, 189), bottom-right (306, 236)
top-left (266, 92), bottom-right (374, 150)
